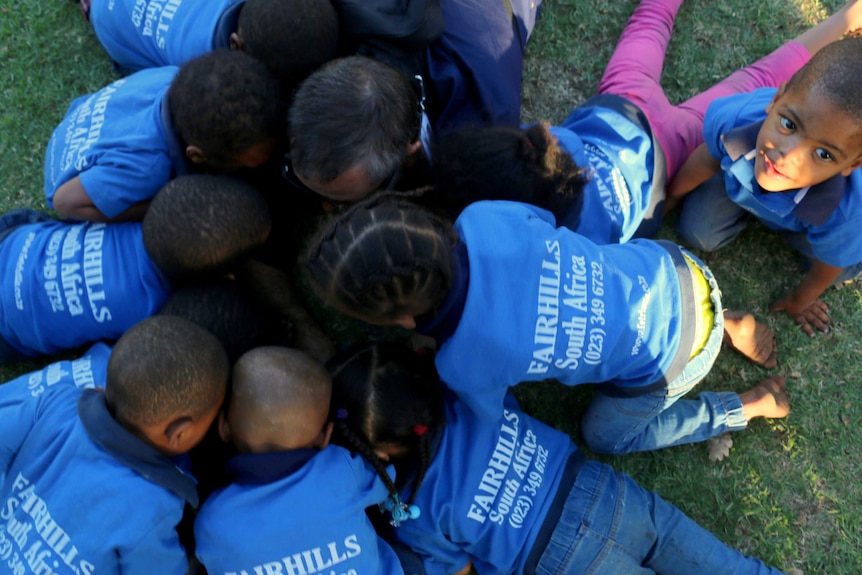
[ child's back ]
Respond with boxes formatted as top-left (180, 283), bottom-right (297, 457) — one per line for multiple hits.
top-left (0, 316), bottom-right (229, 575)
top-left (0, 175), bottom-right (271, 361)
top-left (194, 346), bottom-right (405, 575)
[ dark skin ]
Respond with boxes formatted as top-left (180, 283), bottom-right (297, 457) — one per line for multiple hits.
top-left (52, 176), bottom-right (151, 222)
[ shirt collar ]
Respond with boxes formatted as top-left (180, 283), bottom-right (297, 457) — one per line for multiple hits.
top-left (416, 241), bottom-right (469, 343)
top-left (78, 389), bottom-right (199, 507)
top-left (225, 449), bottom-right (318, 485)
top-left (721, 120), bottom-right (846, 226)
top-left (212, 1), bottom-right (245, 50)
top-left (160, 94), bottom-right (192, 178)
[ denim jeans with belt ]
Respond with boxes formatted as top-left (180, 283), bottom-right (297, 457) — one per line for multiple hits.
top-left (580, 251), bottom-right (748, 454)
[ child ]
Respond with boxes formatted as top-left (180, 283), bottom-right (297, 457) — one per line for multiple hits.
top-left (0, 315), bottom-right (229, 574)
top-left (327, 341), bottom-right (790, 575)
top-left (670, 37), bottom-right (862, 336)
top-left (305, 194), bottom-right (788, 455)
top-left (430, 0), bottom-right (862, 244)
top-left (0, 174), bottom-right (271, 363)
top-left (86, 0), bottom-right (339, 91)
top-left (193, 346), bottom-right (408, 575)
top-left (45, 49), bottom-right (281, 221)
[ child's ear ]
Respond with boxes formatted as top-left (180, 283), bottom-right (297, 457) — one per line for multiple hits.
top-left (185, 145), bottom-right (208, 165)
top-left (164, 416), bottom-right (194, 452)
top-left (218, 411), bottom-right (232, 443)
top-left (229, 32), bottom-right (245, 52)
top-left (318, 421), bottom-right (334, 449)
top-left (766, 82), bottom-right (788, 113)
top-left (841, 155), bottom-right (862, 176)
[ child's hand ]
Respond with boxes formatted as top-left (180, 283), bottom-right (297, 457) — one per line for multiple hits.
top-left (770, 296), bottom-right (831, 336)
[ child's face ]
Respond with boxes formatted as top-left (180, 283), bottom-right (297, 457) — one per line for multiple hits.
top-left (754, 84), bottom-right (862, 192)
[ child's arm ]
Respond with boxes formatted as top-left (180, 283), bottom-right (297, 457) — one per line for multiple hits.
top-left (769, 258), bottom-right (840, 335)
top-left (52, 176), bottom-right (150, 222)
top-left (453, 560), bottom-right (473, 575)
top-left (664, 143), bottom-right (721, 215)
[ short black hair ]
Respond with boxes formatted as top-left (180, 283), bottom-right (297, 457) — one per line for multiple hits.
top-left (168, 49), bottom-right (283, 168)
top-left (288, 56), bottom-right (419, 185)
top-left (239, 0), bottom-right (339, 96)
top-left (142, 174), bottom-right (272, 281)
top-left (159, 281), bottom-right (292, 362)
top-left (786, 37), bottom-right (862, 131)
top-left (106, 316), bottom-right (229, 428)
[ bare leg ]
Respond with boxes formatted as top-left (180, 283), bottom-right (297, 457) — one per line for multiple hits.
top-left (740, 376), bottom-right (790, 420)
top-left (723, 310), bottom-right (778, 369)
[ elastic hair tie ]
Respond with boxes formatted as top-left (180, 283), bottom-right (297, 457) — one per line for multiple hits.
top-left (336, 408), bottom-right (348, 420)
top-left (380, 493), bottom-right (421, 527)
top-left (412, 424), bottom-right (428, 437)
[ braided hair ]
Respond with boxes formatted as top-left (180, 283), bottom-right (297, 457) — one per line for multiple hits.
top-left (327, 342), bottom-right (444, 509)
top-left (304, 191), bottom-right (458, 323)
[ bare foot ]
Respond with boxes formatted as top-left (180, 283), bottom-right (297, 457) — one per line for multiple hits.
top-left (723, 310), bottom-right (778, 369)
top-left (740, 377), bottom-right (790, 421)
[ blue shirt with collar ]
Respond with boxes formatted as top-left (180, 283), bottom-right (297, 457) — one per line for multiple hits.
top-left (195, 446), bottom-right (405, 575)
top-left (44, 66), bottom-right (189, 219)
top-left (89, 0), bottom-right (244, 73)
top-left (705, 88), bottom-right (862, 268)
top-left (0, 344), bottom-right (195, 575)
top-left (0, 219), bottom-right (171, 358)
top-left (430, 201), bottom-right (693, 422)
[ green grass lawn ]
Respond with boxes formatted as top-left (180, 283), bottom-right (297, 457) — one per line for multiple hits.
top-left (2, 0), bottom-right (861, 573)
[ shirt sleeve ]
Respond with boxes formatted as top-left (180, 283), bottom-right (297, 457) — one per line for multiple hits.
top-left (0, 371), bottom-right (43, 475)
top-left (78, 151), bottom-right (172, 218)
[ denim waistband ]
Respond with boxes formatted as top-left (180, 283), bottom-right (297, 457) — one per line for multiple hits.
top-left (523, 450), bottom-right (587, 575)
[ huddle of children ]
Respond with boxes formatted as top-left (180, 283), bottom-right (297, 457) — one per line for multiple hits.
top-left (3, 0), bottom-right (862, 573)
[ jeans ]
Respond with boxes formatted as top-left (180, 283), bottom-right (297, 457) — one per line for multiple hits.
top-left (535, 461), bottom-right (787, 575)
top-left (677, 174), bottom-right (862, 283)
top-left (581, 252), bottom-right (748, 454)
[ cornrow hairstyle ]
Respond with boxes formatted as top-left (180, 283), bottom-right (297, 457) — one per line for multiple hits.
top-left (288, 56), bottom-right (419, 185)
top-left (327, 342), bottom-right (445, 506)
top-left (142, 174), bottom-right (272, 281)
top-left (304, 190), bottom-right (457, 323)
top-left (239, 0), bottom-right (339, 98)
top-left (168, 49), bottom-right (283, 169)
top-left (106, 315), bottom-right (229, 429)
top-left (432, 123), bottom-right (588, 220)
top-left (786, 37), bottom-right (862, 142)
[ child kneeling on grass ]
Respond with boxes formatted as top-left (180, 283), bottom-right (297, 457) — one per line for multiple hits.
top-left (305, 194), bottom-right (788, 455)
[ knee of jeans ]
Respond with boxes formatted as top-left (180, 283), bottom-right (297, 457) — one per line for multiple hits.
top-left (675, 219), bottom-right (724, 252)
top-left (580, 420), bottom-right (635, 455)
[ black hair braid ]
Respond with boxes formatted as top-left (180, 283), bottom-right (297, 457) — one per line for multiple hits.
top-left (406, 432), bottom-right (432, 506)
top-left (332, 419), bottom-right (399, 499)
top-left (305, 192), bottom-right (456, 318)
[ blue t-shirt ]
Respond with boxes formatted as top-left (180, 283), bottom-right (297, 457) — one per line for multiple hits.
top-left (90, 0), bottom-right (243, 73)
top-left (44, 67), bottom-right (184, 218)
top-left (435, 201), bottom-right (685, 421)
top-left (552, 97), bottom-right (658, 244)
top-left (195, 446), bottom-right (404, 575)
top-left (0, 345), bottom-right (192, 575)
top-left (0, 220), bottom-right (171, 357)
top-left (392, 395), bottom-right (576, 575)
top-left (705, 88), bottom-right (862, 267)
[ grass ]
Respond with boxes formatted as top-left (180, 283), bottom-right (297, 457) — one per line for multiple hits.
top-left (1, 0), bottom-right (861, 573)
